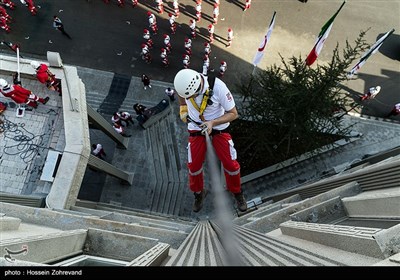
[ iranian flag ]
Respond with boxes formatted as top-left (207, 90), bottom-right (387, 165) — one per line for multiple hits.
top-left (347, 28), bottom-right (395, 78)
top-left (253, 11), bottom-right (276, 67)
top-left (305, 1), bottom-right (346, 66)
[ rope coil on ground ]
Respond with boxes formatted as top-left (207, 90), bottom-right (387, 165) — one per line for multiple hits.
top-left (0, 115), bottom-right (48, 163)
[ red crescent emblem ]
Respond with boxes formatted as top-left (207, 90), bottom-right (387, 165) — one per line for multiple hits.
top-left (258, 35), bottom-right (268, 52)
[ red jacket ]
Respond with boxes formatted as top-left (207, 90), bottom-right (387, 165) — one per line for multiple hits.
top-left (36, 64), bottom-right (51, 84)
top-left (1, 84), bottom-right (31, 104)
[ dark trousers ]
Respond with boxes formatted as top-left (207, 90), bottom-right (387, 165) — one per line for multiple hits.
top-left (57, 25), bottom-right (72, 39)
top-left (386, 109), bottom-right (399, 118)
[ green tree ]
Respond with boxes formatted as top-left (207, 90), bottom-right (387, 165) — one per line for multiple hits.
top-left (231, 30), bottom-right (371, 176)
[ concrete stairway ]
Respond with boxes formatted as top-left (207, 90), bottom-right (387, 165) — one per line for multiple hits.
top-left (164, 221), bottom-right (227, 266)
top-left (235, 182), bottom-right (362, 233)
top-left (0, 202), bottom-right (192, 250)
top-left (233, 194), bottom-right (301, 226)
top-left (341, 186), bottom-right (400, 219)
top-left (145, 112), bottom-right (187, 216)
top-left (0, 192), bottom-right (46, 208)
top-left (160, 180), bottom-right (399, 266)
top-left (163, 218), bottom-right (377, 266)
top-left (70, 204), bottom-right (196, 233)
top-left (85, 82), bottom-right (189, 217)
top-left (228, 225), bottom-right (350, 266)
top-left (229, 181), bottom-right (400, 264)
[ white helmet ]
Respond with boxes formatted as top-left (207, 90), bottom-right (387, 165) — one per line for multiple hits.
top-left (173, 69), bottom-right (202, 98)
top-left (30, 61), bottom-right (40, 70)
top-left (0, 78), bottom-right (9, 89)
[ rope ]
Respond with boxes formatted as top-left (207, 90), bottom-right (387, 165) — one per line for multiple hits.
top-left (0, 115), bottom-right (49, 163)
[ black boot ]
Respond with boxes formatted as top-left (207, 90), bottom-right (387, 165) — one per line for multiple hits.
top-left (42, 97), bottom-right (50, 105)
top-left (193, 189), bottom-right (208, 212)
top-left (234, 191), bottom-right (247, 212)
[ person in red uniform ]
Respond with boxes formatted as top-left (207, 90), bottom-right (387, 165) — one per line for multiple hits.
top-left (0, 0), bottom-right (16, 10)
top-left (195, 0), bottom-right (201, 22)
top-left (219, 61), bottom-right (227, 77)
top-left (243, 0), bottom-right (251, 11)
top-left (227, 28), bottom-right (234, 48)
top-left (143, 28), bottom-right (154, 49)
top-left (168, 13), bottom-right (176, 34)
top-left (184, 38), bottom-right (192, 56)
top-left (0, 16), bottom-right (10, 33)
top-left (174, 69), bottom-right (247, 213)
top-left (208, 24), bottom-right (215, 43)
top-left (189, 19), bottom-right (196, 39)
top-left (21, 0), bottom-right (37, 15)
top-left (0, 6), bottom-right (12, 22)
top-left (0, 78), bottom-right (49, 108)
top-left (148, 11), bottom-right (158, 35)
top-left (212, 3), bottom-right (219, 24)
top-left (156, 0), bottom-right (164, 14)
top-left (30, 61), bottom-right (62, 95)
top-left (173, 0), bottom-right (179, 17)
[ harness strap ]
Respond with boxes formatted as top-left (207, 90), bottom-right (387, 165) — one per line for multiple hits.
top-left (188, 76), bottom-right (216, 121)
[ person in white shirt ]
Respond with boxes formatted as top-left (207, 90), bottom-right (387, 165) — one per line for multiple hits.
top-left (53, 16), bottom-right (71, 39)
top-left (92, 144), bottom-right (106, 160)
top-left (113, 123), bottom-right (131, 137)
top-left (173, 0), bottom-right (180, 17)
top-left (386, 103), bottom-right (400, 118)
top-left (360, 86), bottom-right (381, 101)
top-left (174, 68), bottom-right (247, 213)
top-left (118, 111), bottom-right (135, 126)
top-left (165, 87), bottom-right (175, 102)
top-left (111, 112), bottom-right (122, 126)
top-left (227, 28), bottom-right (234, 48)
top-left (219, 61), bottom-right (227, 77)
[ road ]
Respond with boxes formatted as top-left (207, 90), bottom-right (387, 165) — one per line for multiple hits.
top-left (1, 0), bottom-right (399, 118)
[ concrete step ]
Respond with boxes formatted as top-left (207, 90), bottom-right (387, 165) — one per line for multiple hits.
top-left (0, 193), bottom-right (45, 208)
top-left (342, 186), bottom-right (400, 218)
top-left (92, 202), bottom-right (196, 225)
top-left (279, 220), bottom-right (386, 259)
top-left (146, 111), bottom-right (186, 216)
top-left (267, 228), bottom-right (382, 266)
top-left (242, 182), bottom-right (361, 234)
top-left (0, 202), bottom-right (190, 250)
top-left (164, 221), bottom-right (227, 266)
top-left (233, 194), bottom-right (301, 226)
top-left (70, 205), bottom-right (195, 233)
top-left (231, 225), bottom-right (346, 266)
top-left (127, 243), bottom-right (170, 266)
top-left (0, 228), bottom-right (87, 264)
top-left (374, 253), bottom-right (400, 266)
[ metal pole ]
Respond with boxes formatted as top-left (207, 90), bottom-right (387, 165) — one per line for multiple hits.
top-left (16, 47), bottom-right (20, 82)
top-left (251, 65), bottom-right (257, 76)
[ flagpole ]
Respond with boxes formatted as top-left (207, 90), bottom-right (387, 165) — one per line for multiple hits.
top-left (305, 1), bottom-right (346, 66)
top-left (347, 28), bottom-right (395, 78)
top-left (16, 47), bottom-right (20, 83)
top-left (252, 11), bottom-right (276, 72)
top-left (251, 65), bottom-right (257, 76)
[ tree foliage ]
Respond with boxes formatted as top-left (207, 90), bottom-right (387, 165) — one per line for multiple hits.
top-left (231, 30), bottom-right (371, 175)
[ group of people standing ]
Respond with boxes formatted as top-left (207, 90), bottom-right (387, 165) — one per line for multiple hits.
top-left (0, 60), bottom-right (61, 109)
top-left (0, 0), bottom-right (37, 33)
top-left (111, 111), bottom-right (135, 137)
top-left (138, 0), bottom-right (239, 77)
top-left (359, 86), bottom-right (400, 118)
